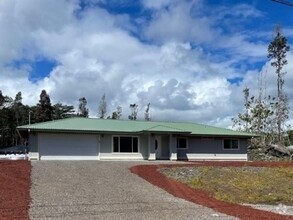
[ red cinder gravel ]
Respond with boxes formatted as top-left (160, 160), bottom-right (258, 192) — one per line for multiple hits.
top-left (0, 161), bottom-right (31, 220)
top-left (130, 161), bottom-right (293, 220)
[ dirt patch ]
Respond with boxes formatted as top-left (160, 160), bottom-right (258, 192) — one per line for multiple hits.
top-left (0, 161), bottom-right (31, 220)
top-left (130, 161), bottom-right (293, 220)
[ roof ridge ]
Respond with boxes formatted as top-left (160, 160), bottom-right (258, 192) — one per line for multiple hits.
top-left (73, 117), bottom-right (214, 127)
top-left (195, 122), bottom-right (253, 134)
top-left (146, 124), bottom-right (187, 132)
top-left (89, 117), bottom-right (206, 127)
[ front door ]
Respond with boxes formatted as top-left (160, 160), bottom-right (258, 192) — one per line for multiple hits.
top-left (155, 136), bottom-right (162, 159)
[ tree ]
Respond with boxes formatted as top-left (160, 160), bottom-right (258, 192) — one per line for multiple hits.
top-left (0, 90), bottom-right (13, 108)
top-left (0, 90), bottom-right (77, 148)
top-left (268, 25), bottom-right (290, 144)
top-left (243, 87), bottom-right (250, 131)
top-left (128, 103), bottom-right (138, 120)
top-left (14, 92), bottom-right (22, 104)
top-left (78, 97), bottom-right (89, 117)
top-left (0, 91), bottom-right (12, 147)
top-left (98, 94), bottom-right (107, 119)
top-left (0, 91), bottom-right (24, 147)
top-left (36, 90), bottom-right (53, 122)
top-left (53, 103), bottom-right (75, 120)
top-left (111, 106), bottom-right (122, 119)
top-left (232, 85), bottom-right (275, 146)
top-left (0, 108), bottom-right (13, 147)
top-left (233, 88), bottom-right (251, 132)
top-left (145, 103), bottom-right (151, 121)
top-left (12, 92), bottom-right (28, 126)
top-left (10, 92), bottom-right (25, 145)
top-left (286, 128), bottom-right (293, 145)
top-left (0, 91), bottom-right (4, 107)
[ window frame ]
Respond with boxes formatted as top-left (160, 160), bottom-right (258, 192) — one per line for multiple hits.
top-left (177, 137), bottom-right (188, 149)
top-left (222, 139), bottom-right (240, 150)
top-left (112, 135), bottom-right (140, 153)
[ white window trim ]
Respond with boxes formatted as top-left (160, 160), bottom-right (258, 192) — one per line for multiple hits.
top-left (112, 135), bottom-right (140, 153)
top-left (177, 137), bottom-right (188, 149)
top-left (222, 139), bottom-right (240, 150)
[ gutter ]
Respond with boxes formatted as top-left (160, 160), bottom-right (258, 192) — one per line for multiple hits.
top-left (16, 127), bottom-right (257, 138)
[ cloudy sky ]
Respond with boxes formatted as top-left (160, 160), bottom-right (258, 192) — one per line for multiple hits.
top-left (0, 0), bottom-right (293, 128)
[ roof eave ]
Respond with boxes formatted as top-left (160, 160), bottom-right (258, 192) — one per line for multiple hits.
top-left (140, 130), bottom-right (191, 135)
top-left (17, 127), bottom-right (257, 138)
top-left (17, 128), bottom-right (141, 135)
top-left (189, 133), bottom-right (257, 138)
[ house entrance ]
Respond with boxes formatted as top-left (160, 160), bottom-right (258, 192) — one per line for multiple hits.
top-left (155, 136), bottom-right (162, 159)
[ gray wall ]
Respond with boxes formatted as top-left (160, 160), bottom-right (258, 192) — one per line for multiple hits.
top-left (177, 137), bottom-right (248, 159)
top-left (38, 133), bottom-right (98, 157)
top-left (29, 131), bottom-right (248, 161)
top-left (29, 132), bottom-right (38, 152)
top-left (100, 134), bottom-right (112, 153)
top-left (29, 132), bottom-right (150, 159)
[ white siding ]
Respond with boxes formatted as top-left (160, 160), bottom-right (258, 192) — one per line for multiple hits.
top-left (185, 153), bottom-right (247, 161)
top-left (39, 133), bottom-right (99, 160)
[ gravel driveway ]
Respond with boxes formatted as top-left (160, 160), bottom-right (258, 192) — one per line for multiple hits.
top-left (30, 161), bottom-right (237, 220)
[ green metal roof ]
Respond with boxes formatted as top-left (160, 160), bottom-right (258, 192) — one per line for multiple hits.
top-left (17, 117), bottom-right (255, 137)
top-left (141, 125), bottom-right (190, 134)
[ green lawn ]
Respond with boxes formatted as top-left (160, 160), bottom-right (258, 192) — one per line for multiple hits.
top-left (162, 166), bottom-right (293, 205)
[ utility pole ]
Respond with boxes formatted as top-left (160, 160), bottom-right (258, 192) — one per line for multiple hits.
top-left (29, 111), bottom-right (31, 125)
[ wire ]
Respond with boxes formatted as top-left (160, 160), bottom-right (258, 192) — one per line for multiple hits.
top-left (272, 0), bottom-right (293, 6)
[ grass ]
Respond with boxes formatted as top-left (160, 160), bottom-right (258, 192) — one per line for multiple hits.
top-left (171, 166), bottom-right (293, 205)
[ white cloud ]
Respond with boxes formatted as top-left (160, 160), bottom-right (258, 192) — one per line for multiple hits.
top-left (0, 0), bottom-right (292, 129)
top-left (0, 0), bottom-right (79, 64)
top-left (214, 3), bottom-right (264, 19)
top-left (142, 0), bottom-right (174, 10)
top-left (144, 0), bottom-right (216, 45)
top-left (143, 0), bottom-right (268, 62)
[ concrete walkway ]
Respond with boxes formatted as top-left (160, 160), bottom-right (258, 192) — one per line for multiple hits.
top-left (30, 161), bottom-right (237, 219)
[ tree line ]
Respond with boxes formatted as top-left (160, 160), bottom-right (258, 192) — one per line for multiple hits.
top-left (233, 26), bottom-right (291, 147)
top-left (0, 90), bottom-right (151, 148)
top-left (0, 90), bottom-right (74, 148)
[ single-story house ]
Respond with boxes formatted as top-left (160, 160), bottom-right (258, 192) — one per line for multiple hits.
top-left (17, 117), bottom-right (255, 161)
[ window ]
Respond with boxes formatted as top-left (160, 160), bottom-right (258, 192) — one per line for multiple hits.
top-left (113, 137), bottom-right (119, 152)
top-left (223, 139), bottom-right (239, 150)
top-left (177, 137), bottom-right (187, 149)
top-left (112, 136), bottom-right (139, 153)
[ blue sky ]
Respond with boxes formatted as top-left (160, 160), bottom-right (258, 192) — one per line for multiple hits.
top-left (22, 0), bottom-right (293, 80)
top-left (0, 0), bottom-right (293, 127)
